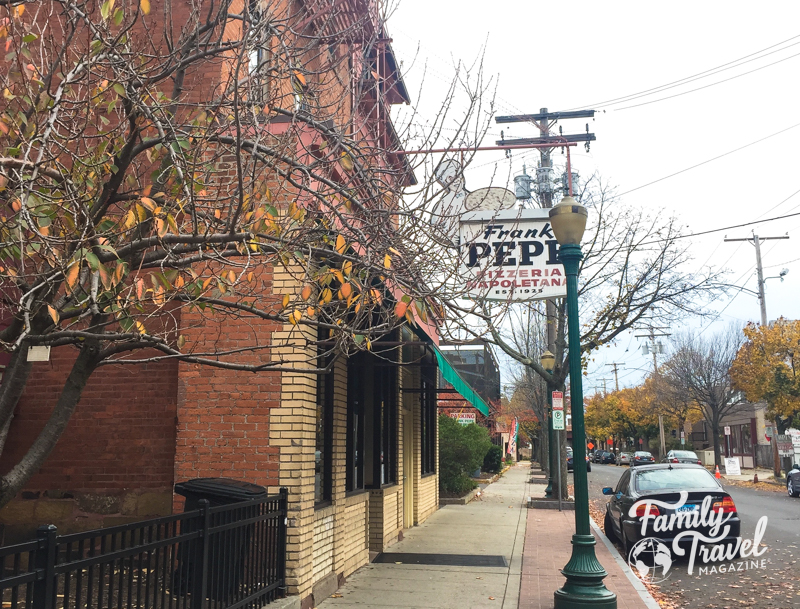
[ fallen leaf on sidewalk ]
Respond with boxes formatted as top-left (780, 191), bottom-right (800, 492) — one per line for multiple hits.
top-left (488, 597), bottom-right (495, 600)
top-left (330, 594), bottom-right (342, 598)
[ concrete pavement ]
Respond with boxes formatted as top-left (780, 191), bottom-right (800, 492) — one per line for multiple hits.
top-left (317, 462), bottom-right (529, 609)
top-left (315, 462), bottom-right (659, 608)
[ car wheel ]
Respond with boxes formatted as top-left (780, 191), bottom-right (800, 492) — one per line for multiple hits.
top-left (604, 511), bottom-right (617, 542)
top-left (789, 479), bottom-right (800, 498)
top-left (587, 463), bottom-right (592, 473)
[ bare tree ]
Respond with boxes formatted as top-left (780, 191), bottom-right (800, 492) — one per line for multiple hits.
top-left (0, 0), bottom-right (493, 507)
top-left (661, 326), bottom-right (746, 467)
top-left (437, 178), bottom-right (726, 458)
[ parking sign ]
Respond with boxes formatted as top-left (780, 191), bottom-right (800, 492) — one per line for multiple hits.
top-left (552, 391), bottom-right (565, 430)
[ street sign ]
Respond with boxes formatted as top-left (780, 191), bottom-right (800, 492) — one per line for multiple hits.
top-left (681, 438), bottom-right (685, 445)
top-left (724, 457), bottom-right (741, 476)
top-left (552, 391), bottom-right (564, 430)
top-left (449, 412), bottom-right (476, 426)
top-left (724, 426), bottom-right (731, 436)
top-left (777, 434), bottom-right (794, 456)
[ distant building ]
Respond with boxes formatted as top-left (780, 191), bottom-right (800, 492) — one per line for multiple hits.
top-left (437, 340), bottom-right (500, 434)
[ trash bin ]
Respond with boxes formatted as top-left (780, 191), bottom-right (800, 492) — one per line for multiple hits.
top-left (172, 478), bottom-right (268, 600)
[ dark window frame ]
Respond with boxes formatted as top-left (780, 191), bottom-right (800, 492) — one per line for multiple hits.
top-left (315, 336), bottom-right (334, 506)
top-left (372, 361), bottom-right (397, 487)
top-left (420, 363), bottom-right (437, 476)
top-left (346, 358), bottom-right (365, 493)
top-left (247, 1), bottom-right (272, 103)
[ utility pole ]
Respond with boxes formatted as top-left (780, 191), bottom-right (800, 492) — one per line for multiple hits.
top-left (635, 326), bottom-right (671, 458)
top-left (606, 363), bottom-right (623, 391)
top-left (724, 232), bottom-right (790, 477)
top-left (724, 233), bottom-right (790, 326)
top-left (597, 378), bottom-right (613, 395)
top-left (496, 108), bottom-right (595, 501)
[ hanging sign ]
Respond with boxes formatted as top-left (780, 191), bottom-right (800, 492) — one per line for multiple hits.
top-left (449, 412), bottom-right (476, 426)
top-left (458, 209), bottom-right (567, 301)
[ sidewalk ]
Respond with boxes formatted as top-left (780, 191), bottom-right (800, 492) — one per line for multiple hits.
top-left (317, 462), bottom-right (529, 609)
top-left (521, 471), bottom-right (659, 609)
top-left (315, 463), bottom-right (660, 609)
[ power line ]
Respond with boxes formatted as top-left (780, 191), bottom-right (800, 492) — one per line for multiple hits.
top-left (568, 33), bottom-right (800, 110)
top-left (616, 122), bottom-right (800, 198)
top-left (615, 50), bottom-right (800, 111)
top-left (635, 205), bottom-right (800, 247)
top-left (765, 255), bottom-right (800, 269)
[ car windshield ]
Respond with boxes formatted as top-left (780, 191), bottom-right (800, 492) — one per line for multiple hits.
top-left (635, 468), bottom-right (719, 492)
top-left (634, 452), bottom-right (652, 457)
top-left (673, 451), bottom-right (698, 459)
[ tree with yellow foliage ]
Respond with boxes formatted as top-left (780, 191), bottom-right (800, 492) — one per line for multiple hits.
top-left (731, 319), bottom-right (800, 433)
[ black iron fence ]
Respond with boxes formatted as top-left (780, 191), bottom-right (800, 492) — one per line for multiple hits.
top-left (0, 489), bottom-right (287, 609)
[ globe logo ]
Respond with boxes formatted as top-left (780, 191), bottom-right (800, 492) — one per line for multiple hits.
top-left (627, 537), bottom-right (673, 584)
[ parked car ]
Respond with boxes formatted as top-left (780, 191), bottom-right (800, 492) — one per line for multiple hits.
top-left (566, 447), bottom-right (592, 473)
top-left (661, 450), bottom-right (702, 465)
top-left (596, 451), bottom-right (616, 464)
top-left (592, 451), bottom-right (606, 463)
top-left (787, 463), bottom-right (800, 498)
top-left (617, 452), bottom-right (633, 466)
top-left (602, 464), bottom-right (741, 555)
top-left (631, 451), bottom-right (655, 467)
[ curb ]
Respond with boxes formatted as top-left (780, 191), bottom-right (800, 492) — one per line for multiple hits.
top-left (588, 517), bottom-right (661, 609)
top-left (439, 487), bottom-right (480, 505)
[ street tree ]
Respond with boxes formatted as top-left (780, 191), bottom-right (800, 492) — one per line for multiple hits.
top-left (731, 319), bottom-right (800, 432)
top-left (661, 327), bottom-right (746, 467)
top-left (0, 0), bottom-right (492, 507)
top-left (440, 178), bottom-right (725, 459)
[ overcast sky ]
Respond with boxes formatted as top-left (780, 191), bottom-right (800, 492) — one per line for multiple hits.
top-left (389, 1), bottom-right (800, 393)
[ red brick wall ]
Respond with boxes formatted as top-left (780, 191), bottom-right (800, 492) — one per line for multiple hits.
top-left (173, 264), bottom-right (282, 492)
top-left (0, 347), bottom-right (179, 493)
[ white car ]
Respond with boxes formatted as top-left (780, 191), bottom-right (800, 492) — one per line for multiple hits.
top-left (616, 452), bottom-right (632, 466)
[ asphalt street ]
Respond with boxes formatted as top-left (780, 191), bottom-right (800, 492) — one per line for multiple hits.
top-left (582, 464), bottom-right (800, 608)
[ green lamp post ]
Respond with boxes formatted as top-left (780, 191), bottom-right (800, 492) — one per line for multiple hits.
top-left (541, 350), bottom-right (556, 498)
top-left (550, 196), bottom-right (617, 609)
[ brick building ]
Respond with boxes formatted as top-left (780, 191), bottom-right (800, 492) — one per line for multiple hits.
top-left (436, 340), bottom-right (500, 433)
top-left (0, 2), bottom-right (485, 607)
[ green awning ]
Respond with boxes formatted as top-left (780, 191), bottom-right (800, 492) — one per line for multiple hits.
top-left (430, 344), bottom-right (491, 417)
top-left (407, 325), bottom-right (491, 417)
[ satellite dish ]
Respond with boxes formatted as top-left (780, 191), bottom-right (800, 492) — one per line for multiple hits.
top-left (464, 187), bottom-right (516, 211)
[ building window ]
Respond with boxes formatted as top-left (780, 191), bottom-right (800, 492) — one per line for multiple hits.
top-left (729, 423), bottom-right (753, 456)
top-left (346, 356), bottom-right (365, 492)
top-left (420, 365), bottom-right (436, 475)
top-left (347, 349), bottom-right (398, 490)
top-left (374, 362), bottom-right (397, 486)
top-left (315, 336), bottom-right (334, 505)
top-left (247, 2), bottom-right (271, 102)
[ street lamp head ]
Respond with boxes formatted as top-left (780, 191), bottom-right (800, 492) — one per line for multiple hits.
top-left (541, 350), bottom-right (556, 372)
top-left (780, 268), bottom-right (789, 279)
top-left (549, 195), bottom-right (588, 246)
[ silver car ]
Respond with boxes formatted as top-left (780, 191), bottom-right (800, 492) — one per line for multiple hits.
top-left (616, 452), bottom-right (632, 466)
